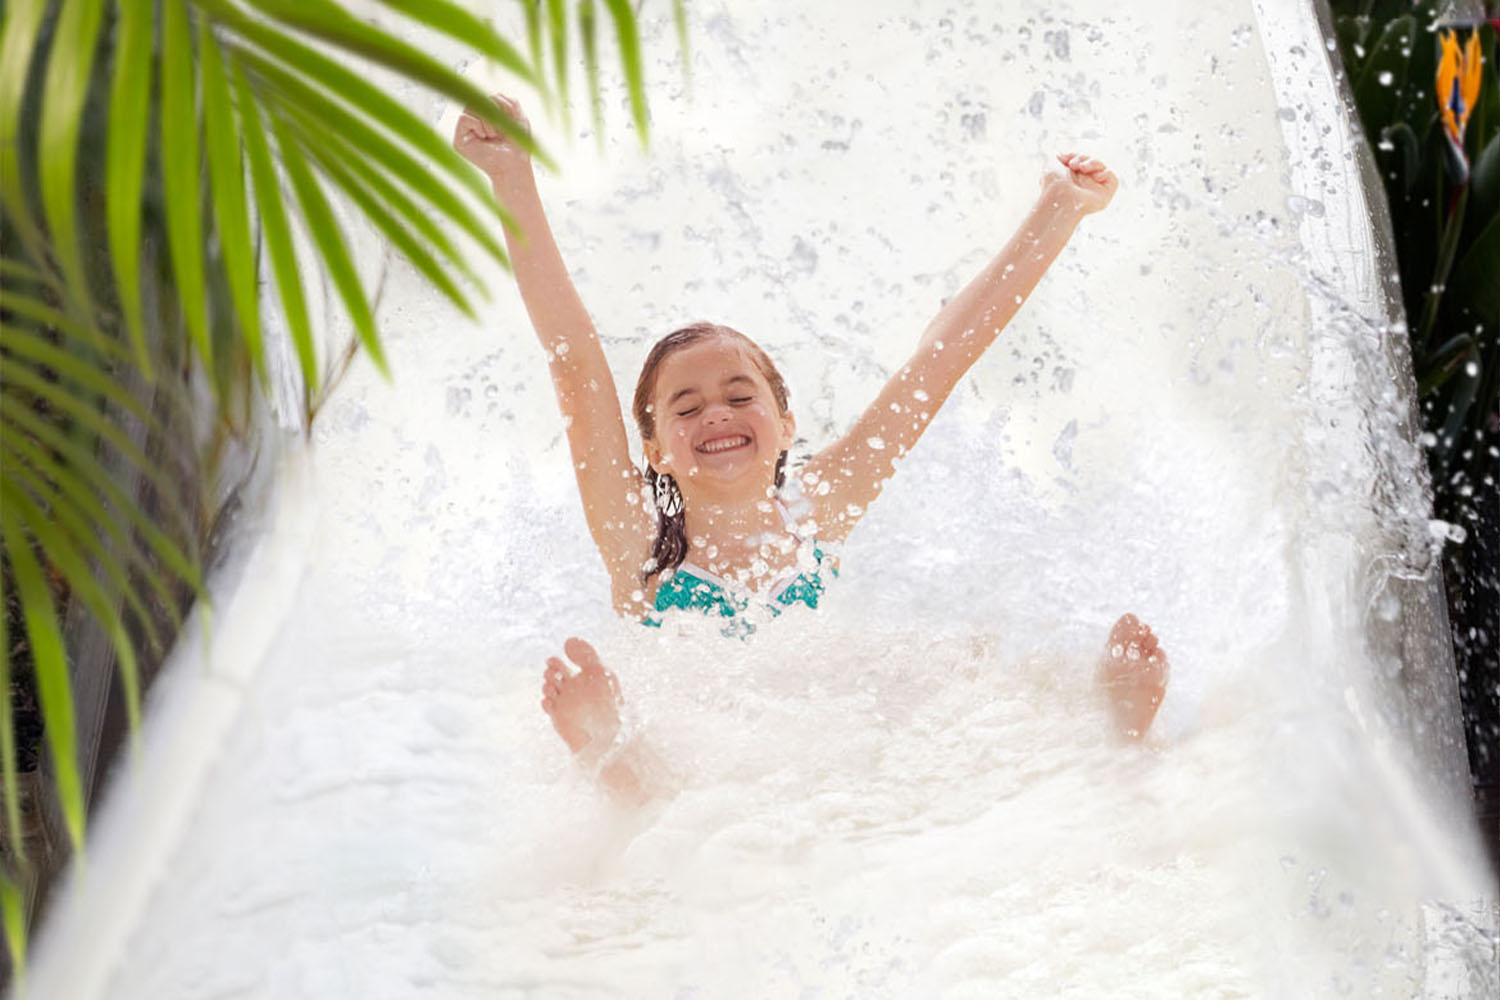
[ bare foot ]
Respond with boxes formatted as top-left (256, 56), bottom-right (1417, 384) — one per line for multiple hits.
top-left (1098, 614), bottom-right (1169, 740)
top-left (541, 637), bottom-right (623, 761)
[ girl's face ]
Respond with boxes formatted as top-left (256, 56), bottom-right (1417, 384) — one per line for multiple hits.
top-left (645, 336), bottom-right (794, 499)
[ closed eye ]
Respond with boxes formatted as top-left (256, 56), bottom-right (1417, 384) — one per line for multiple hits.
top-left (729, 397), bottom-right (753, 404)
top-left (676, 406), bottom-right (700, 417)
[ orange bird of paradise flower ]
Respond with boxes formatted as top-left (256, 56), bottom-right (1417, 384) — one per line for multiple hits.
top-left (1437, 28), bottom-right (1484, 184)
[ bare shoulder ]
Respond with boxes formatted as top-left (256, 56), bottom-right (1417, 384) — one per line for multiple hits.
top-left (785, 457), bottom-right (862, 546)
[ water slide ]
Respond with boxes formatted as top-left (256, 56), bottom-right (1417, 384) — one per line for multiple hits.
top-left (19, 1), bottom-right (1498, 996)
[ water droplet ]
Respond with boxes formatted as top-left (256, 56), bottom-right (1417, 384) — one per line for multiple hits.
top-left (866, 436), bottom-right (886, 450)
top-left (1378, 70), bottom-right (1394, 86)
top-left (1427, 519), bottom-right (1467, 545)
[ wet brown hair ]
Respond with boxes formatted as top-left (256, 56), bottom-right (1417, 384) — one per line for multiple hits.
top-left (631, 322), bottom-right (791, 583)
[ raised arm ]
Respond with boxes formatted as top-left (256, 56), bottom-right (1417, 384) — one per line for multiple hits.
top-left (802, 154), bottom-right (1118, 541)
top-left (455, 98), bottom-right (652, 611)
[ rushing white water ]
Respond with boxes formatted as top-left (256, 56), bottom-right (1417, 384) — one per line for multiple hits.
top-left (22, 1), bottom-right (1497, 997)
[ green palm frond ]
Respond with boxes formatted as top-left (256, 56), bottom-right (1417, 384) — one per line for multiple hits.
top-left (578, 0), bottom-right (604, 146)
top-left (37, 0), bottom-right (108, 328)
top-left (0, 0), bottom-right (50, 254)
top-left (105, 0), bottom-right (154, 373)
top-left (0, 873), bottom-right (22, 981)
top-left (2, 0), bottom-right (682, 972)
top-left (1, 583), bottom-right (20, 867)
top-left (602, 0), bottom-right (649, 144)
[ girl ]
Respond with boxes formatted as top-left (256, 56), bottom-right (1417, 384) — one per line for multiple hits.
top-left (453, 96), bottom-right (1168, 797)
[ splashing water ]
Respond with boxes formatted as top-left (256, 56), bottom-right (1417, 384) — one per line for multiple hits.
top-left (27, 1), bottom-right (1497, 998)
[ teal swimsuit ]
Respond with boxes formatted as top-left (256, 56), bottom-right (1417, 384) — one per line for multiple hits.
top-left (643, 502), bottom-right (837, 635)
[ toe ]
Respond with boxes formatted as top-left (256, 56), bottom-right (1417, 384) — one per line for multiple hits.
top-left (564, 637), bottom-right (605, 674)
top-left (1109, 613), bottom-right (1142, 644)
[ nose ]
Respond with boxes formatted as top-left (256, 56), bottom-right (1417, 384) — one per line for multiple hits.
top-left (702, 401), bottom-right (732, 425)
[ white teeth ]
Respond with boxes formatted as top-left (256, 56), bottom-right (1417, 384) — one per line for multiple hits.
top-left (696, 435), bottom-right (750, 454)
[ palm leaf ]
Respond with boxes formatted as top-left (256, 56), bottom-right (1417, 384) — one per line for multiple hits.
top-left (161, 0), bottom-right (213, 369)
top-left (200, 21), bottom-right (264, 382)
top-left (578, 0), bottom-right (603, 147)
top-left (0, 362), bottom-right (187, 518)
top-left (2, 432), bottom-right (172, 661)
top-left (294, 120), bottom-right (486, 289)
top-left (546, 0), bottom-right (571, 128)
top-left (367, 0), bottom-right (537, 86)
top-left (37, 0), bottom-right (108, 324)
top-left (524, 0), bottom-right (546, 110)
top-left (280, 104), bottom-right (512, 282)
top-left (235, 0), bottom-right (556, 168)
top-left (237, 51), bottom-right (512, 267)
top-left (673, 0), bottom-right (690, 90)
top-left (0, 258), bottom-right (55, 288)
top-left (270, 111), bottom-right (386, 378)
top-left (0, 398), bottom-right (194, 637)
top-left (0, 336), bottom-right (203, 565)
top-left (1, 507), bottom-right (84, 856)
top-left (2, 483), bottom-right (143, 742)
top-left (0, 292), bottom-right (142, 371)
top-left (105, 0), bottom-right (156, 374)
top-left (0, 325), bottom-right (153, 425)
top-left (1, 872), bottom-right (23, 981)
top-left (0, 0), bottom-right (677, 970)
top-left (601, 0), bottom-right (648, 144)
top-left (234, 62), bottom-right (318, 400)
top-left (290, 121), bottom-right (478, 320)
top-left (205, 5), bottom-right (515, 228)
top-left (0, 588), bottom-right (20, 863)
top-left (0, 0), bottom-right (49, 249)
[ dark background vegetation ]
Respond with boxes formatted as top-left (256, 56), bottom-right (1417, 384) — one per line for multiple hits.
top-left (1329, 0), bottom-right (1500, 863)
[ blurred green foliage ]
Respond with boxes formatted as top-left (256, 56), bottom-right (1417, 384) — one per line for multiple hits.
top-left (2, 0), bottom-right (677, 982)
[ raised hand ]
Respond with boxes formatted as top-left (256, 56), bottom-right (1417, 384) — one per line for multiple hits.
top-left (453, 93), bottom-right (531, 179)
top-left (1043, 152), bottom-right (1119, 216)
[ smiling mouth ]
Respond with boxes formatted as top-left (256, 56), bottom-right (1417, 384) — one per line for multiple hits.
top-left (695, 435), bottom-right (751, 454)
